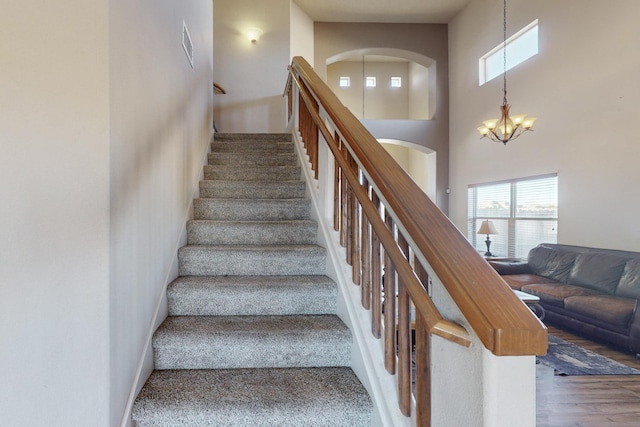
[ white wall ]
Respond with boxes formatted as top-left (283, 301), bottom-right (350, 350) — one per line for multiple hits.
top-left (0, 1), bottom-right (213, 425)
top-left (328, 61), bottom-right (410, 120)
top-left (213, 0), bottom-right (290, 133)
top-left (0, 1), bottom-right (111, 425)
top-left (315, 23), bottom-right (451, 213)
top-left (290, 1), bottom-right (314, 66)
top-left (409, 62), bottom-right (430, 119)
top-left (449, 0), bottom-right (640, 252)
top-left (380, 142), bottom-right (436, 201)
top-left (109, 0), bottom-right (213, 424)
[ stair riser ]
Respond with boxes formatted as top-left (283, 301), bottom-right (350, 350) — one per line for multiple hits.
top-left (211, 142), bottom-right (294, 153)
top-left (199, 181), bottom-right (306, 199)
top-left (203, 165), bottom-right (300, 181)
top-left (194, 199), bottom-right (311, 221)
top-left (214, 133), bottom-right (292, 142)
top-left (132, 368), bottom-right (372, 427)
top-left (154, 341), bottom-right (351, 370)
top-left (178, 246), bottom-right (326, 276)
top-left (208, 152), bottom-right (297, 166)
top-left (187, 221), bottom-right (317, 245)
top-left (153, 316), bottom-right (351, 370)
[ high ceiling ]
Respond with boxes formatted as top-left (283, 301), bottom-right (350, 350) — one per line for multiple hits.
top-left (293, 0), bottom-right (472, 24)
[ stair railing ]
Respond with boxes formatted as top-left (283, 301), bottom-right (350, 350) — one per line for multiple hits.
top-left (285, 56), bottom-right (546, 425)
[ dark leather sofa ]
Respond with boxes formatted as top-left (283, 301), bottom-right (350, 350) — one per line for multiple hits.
top-left (489, 243), bottom-right (640, 354)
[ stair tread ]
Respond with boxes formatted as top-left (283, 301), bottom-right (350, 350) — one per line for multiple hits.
top-left (180, 243), bottom-right (324, 250)
top-left (187, 219), bottom-right (317, 245)
top-left (153, 315), bottom-right (351, 369)
top-left (133, 367), bottom-right (372, 426)
top-left (208, 152), bottom-right (297, 166)
top-left (193, 198), bottom-right (310, 221)
top-left (211, 142), bottom-right (294, 153)
top-left (205, 165), bottom-right (299, 170)
top-left (214, 132), bottom-right (292, 141)
top-left (169, 274), bottom-right (335, 287)
top-left (203, 165), bottom-right (301, 181)
top-left (201, 179), bottom-right (303, 183)
top-left (188, 219), bottom-right (316, 225)
top-left (155, 314), bottom-right (349, 339)
top-left (199, 180), bottom-right (306, 199)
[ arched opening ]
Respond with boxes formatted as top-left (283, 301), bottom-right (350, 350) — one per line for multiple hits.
top-left (326, 48), bottom-right (436, 121)
top-left (378, 138), bottom-right (437, 202)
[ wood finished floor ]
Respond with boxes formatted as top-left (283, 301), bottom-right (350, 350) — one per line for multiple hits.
top-left (537, 323), bottom-right (640, 427)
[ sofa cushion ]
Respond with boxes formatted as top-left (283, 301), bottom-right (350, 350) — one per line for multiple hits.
top-left (528, 245), bottom-right (578, 282)
top-left (568, 252), bottom-right (628, 295)
top-left (489, 260), bottom-right (531, 275)
top-left (616, 258), bottom-right (640, 299)
top-left (521, 283), bottom-right (602, 307)
top-left (500, 274), bottom-right (556, 290)
top-left (564, 295), bottom-right (637, 329)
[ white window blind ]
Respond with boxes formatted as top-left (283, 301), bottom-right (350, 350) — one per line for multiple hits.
top-left (468, 174), bottom-right (557, 258)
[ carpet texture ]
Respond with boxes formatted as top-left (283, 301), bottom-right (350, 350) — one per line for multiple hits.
top-left (132, 133), bottom-right (372, 426)
top-left (537, 335), bottom-right (640, 375)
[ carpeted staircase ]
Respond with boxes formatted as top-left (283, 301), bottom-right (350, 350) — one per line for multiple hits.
top-left (132, 133), bottom-right (373, 426)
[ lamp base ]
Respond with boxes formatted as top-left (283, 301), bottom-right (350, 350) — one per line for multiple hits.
top-left (484, 236), bottom-right (493, 257)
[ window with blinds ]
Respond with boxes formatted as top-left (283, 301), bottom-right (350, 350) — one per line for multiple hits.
top-left (468, 173), bottom-right (558, 258)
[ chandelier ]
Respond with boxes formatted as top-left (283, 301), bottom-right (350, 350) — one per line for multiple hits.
top-left (477, 0), bottom-right (536, 144)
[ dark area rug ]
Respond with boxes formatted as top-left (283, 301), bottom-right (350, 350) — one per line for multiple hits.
top-left (537, 335), bottom-right (640, 376)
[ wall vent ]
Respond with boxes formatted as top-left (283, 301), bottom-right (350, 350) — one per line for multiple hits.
top-left (182, 21), bottom-right (194, 68)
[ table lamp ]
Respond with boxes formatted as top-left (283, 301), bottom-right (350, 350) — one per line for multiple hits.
top-left (477, 220), bottom-right (498, 257)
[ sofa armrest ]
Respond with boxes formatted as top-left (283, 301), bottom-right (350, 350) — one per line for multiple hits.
top-left (488, 259), bottom-right (532, 275)
top-left (628, 299), bottom-right (640, 355)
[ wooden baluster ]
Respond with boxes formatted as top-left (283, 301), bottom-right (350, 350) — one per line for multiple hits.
top-left (397, 275), bottom-right (412, 417)
top-left (415, 311), bottom-right (431, 426)
top-left (350, 155), bottom-right (361, 286)
top-left (287, 81), bottom-right (292, 121)
top-left (339, 142), bottom-right (348, 247)
top-left (361, 177), bottom-right (371, 309)
top-left (298, 91), bottom-right (306, 150)
top-left (309, 97), bottom-right (319, 179)
top-left (345, 173), bottom-right (353, 266)
top-left (371, 191), bottom-right (382, 338)
top-left (384, 211), bottom-right (397, 374)
top-left (333, 133), bottom-right (341, 232)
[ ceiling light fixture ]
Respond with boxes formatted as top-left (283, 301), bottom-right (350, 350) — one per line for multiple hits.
top-left (477, 0), bottom-right (536, 145)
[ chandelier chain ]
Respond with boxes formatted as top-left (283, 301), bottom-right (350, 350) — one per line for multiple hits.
top-left (502, 0), bottom-right (507, 106)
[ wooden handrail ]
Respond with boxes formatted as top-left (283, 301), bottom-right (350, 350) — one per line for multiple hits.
top-left (287, 57), bottom-right (546, 357)
top-left (288, 66), bottom-right (470, 348)
top-left (213, 82), bottom-right (226, 94)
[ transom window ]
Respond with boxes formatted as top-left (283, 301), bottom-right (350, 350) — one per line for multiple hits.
top-left (479, 19), bottom-right (539, 85)
top-left (468, 173), bottom-right (558, 258)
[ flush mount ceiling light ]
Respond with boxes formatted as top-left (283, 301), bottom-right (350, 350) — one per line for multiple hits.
top-left (477, 0), bottom-right (536, 145)
top-left (245, 27), bottom-right (263, 43)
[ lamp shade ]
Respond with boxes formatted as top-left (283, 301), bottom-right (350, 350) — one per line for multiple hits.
top-left (477, 220), bottom-right (498, 235)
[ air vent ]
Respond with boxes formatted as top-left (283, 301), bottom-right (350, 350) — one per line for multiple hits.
top-left (182, 21), bottom-right (194, 68)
